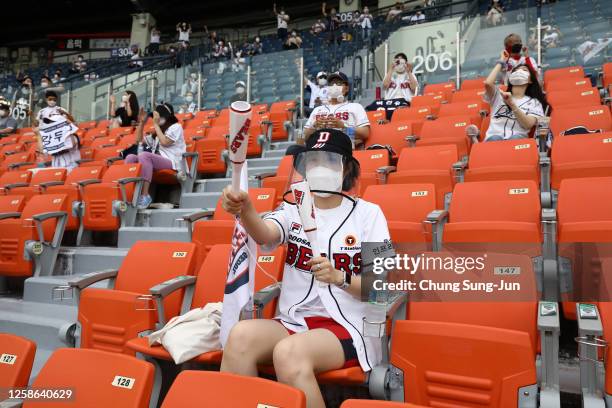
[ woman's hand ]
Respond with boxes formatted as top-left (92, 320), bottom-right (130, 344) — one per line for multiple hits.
top-left (307, 256), bottom-right (343, 285)
top-left (221, 186), bottom-right (252, 216)
top-left (152, 110), bottom-right (160, 125)
top-left (500, 49), bottom-right (509, 62)
top-left (109, 94), bottom-right (116, 104)
top-left (501, 91), bottom-right (516, 109)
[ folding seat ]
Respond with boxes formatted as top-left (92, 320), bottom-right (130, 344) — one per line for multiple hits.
top-left (108, 126), bottom-right (134, 139)
top-left (550, 105), bottom-right (612, 138)
top-left (24, 348), bottom-right (154, 408)
top-left (422, 81), bottom-right (455, 100)
top-left (186, 188), bottom-right (277, 267)
top-left (451, 88), bottom-right (486, 103)
top-left (161, 371), bottom-right (305, 408)
top-left (437, 101), bottom-right (487, 127)
top-left (0, 170), bottom-right (31, 194)
top-left (459, 77), bottom-right (486, 90)
top-left (267, 110), bottom-right (294, 141)
top-left (77, 120), bottom-right (97, 130)
top-left (603, 62), bottom-right (612, 91)
top-left (341, 401), bottom-right (427, 408)
top-left (152, 140), bottom-right (199, 196)
top-left (0, 142), bottom-right (24, 157)
top-left (195, 137), bottom-right (227, 176)
top-left (365, 122), bottom-right (414, 159)
top-left (363, 184), bottom-right (437, 243)
top-left (461, 139), bottom-right (541, 184)
top-left (256, 155), bottom-right (294, 206)
top-left (410, 94), bottom-right (445, 115)
top-left (55, 241), bottom-right (197, 354)
top-left (0, 333), bottom-right (36, 388)
top-left (79, 145), bottom-right (124, 167)
top-left (353, 149), bottom-right (390, 195)
top-left (96, 119), bottom-right (112, 129)
top-left (252, 103), bottom-right (269, 114)
top-left (0, 194), bottom-right (27, 214)
top-left (0, 194), bottom-right (68, 277)
top-left (0, 151), bottom-right (35, 174)
top-left (43, 166), bottom-right (104, 232)
top-left (550, 132), bottom-right (612, 193)
top-left (83, 127), bottom-right (108, 146)
top-left (76, 163), bottom-right (142, 244)
top-left (367, 110), bottom-right (388, 124)
top-left (546, 87), bottom-right (600, 110)
top-left (245, 115), bottom-right (271, 157)
top-left (382, 144), bottom-right (458, 209)
top-left (544, 65), bottom-right (585, 83)
top-left (416, 116), bottom-right (472, 158)
top-left (4, 168), bottom-right (67, 201)
top-left (544, 77), bottom-right (592, 93)
top-left (89, 135), bottom-right (119, 150)
top-left (390, 106), bottom-right (434, 136)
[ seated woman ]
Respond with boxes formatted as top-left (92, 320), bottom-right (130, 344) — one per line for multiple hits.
top-left (220, 129), bottom-right (390, 408)
top-left (483, 52), bottom-right (547, 142)
top-left (128, 103), bottom-right (186, 209)
top-left (110, 90), bottom-right (139, 128)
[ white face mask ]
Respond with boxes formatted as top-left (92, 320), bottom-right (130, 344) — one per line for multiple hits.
top-left (159, 117), bottom-right (166, 126)
top-left (41, 82), bottom-right (49, 88)
top-left (509, 69), bottom-right (530, 85)
top-left (306, 166), bottom-right (343, 197)
top-left (47, 100), bottom-right (57, 107)
top-left (122, 95), bottom-right (129, 102)
top-left (22, 87), bottom-right (30, 95)
top-left (327, 84), bottom-right (344, 102)
top-left (191, 73), bottom-right (197, 79)
top-left (318, 78), bottom-right (327, 86)
top-left (185, 96), bottom-right (194, 102)
top-left (236, 86), bottom-right (245, 93)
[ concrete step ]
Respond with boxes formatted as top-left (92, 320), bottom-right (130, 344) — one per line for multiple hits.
top-left (228, 165), bottom-right (278, 178)
top-left (118, 226), bottom-right (190, 248)
top-left (194, 177), bottom-right (259, 193)
top-left (23, 275), bottom-right (111, 306)
top-left (136, 208), bottom-right (200, 228)
top-left (245, 157), bottom-right (282, 169)
top-left (263, 149), bottom-right (287, 158)
top-left (0, 297), bottom-right (77, 378)
top-left (180, 191), bottom-right (222, 209)
top-left (270, 141), bottom-right (295, 150)
top-left (55, 246), bottom-right (128, 275)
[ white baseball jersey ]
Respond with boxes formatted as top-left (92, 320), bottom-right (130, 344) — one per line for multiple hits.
top-left (306, 80), bottom-right (329, 109)
top-left (484, 87), bottom-right (544, 141)
top-left (304, 101), bottom-right (370, 130)
top-left (384, 72), bottom-right (418, 102)
top-left (262, 197), bottom-right (391, 372)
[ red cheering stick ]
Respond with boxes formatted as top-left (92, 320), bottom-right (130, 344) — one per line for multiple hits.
top-left (228, 101), bottom-right (252, 193)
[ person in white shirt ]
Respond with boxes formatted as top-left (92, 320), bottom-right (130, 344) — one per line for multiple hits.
top-left (178, 92), bottom-right (197, 114)
top-left (310, 19), bottom-right (326, 35)
top-left (273, 3), bottom-right (290, 41)
top-left (149, 27), bottom-right (161, 55)
top-left (128, 103), bottom-right (186, 208)
top-left (408, 8), bottom-right (425, 24)
top-left (304, 71), bottom-right (370, 146)
top-left (383, 53), bottom-right (418, 104)
top-left (501, 33), bottom-right (540, 84)
top-left (359, 7), bottom-right (373, 38)
top-left (484, 55), bottom-right (547, 141)
top-left (305, 71), bottom-right (329, 111)
top-left (220, 128), bottom-right (391, 408)
top-left (386, 2), bottom-right (404, 22)
top-left (35, 91), bottom-right (80, 171)
top-left (176, 22), bottom-right (191, 45)
top-left (128, 47), bottom-right (144, 68)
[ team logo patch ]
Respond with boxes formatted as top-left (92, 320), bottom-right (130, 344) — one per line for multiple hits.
top-left (344, 235), bottom-right (357, 247)
top-left (291, 222), bottom-right (302, 233)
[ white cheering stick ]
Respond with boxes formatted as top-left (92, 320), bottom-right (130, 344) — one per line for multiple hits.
top-left (228, 101), bottom-right (252, 193)
top-left (291, 181), bottom-right (327, 287)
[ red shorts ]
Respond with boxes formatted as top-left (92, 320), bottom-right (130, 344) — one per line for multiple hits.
top-left (276, 316), bottom-right (359, 369)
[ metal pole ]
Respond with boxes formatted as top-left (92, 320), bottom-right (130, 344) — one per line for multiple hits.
top-left (299, 55), bottom-right (304, 119)
top-left (197, 72), bottom-right (202, 110)
top-left (455, 31), bottom-right (461, 89)
top-left (384, 41), bottom-right (389, 78)
top-left (106, 81), bottom-right (112, 120)
top-left (150, 77), bottom-right (156, 109)
top-left (246, 64), bottom-right (251, 104)
top-left (66, 88), bottom-right (72, 115)
top-left (537, 17), bottom-right (542, 71)
top-left (164, 69), bottom-right (168, 102)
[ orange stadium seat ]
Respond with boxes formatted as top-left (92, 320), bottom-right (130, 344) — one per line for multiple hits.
top-left (546, 87), bottom-right (601, 110)
top-left (43, 166), bottom-right (104, 231)
top-left (390, 106), bottom-right (433, 135)
top-left (0, 142), bottom-right (24, 157)
top-left (341, 401), bottom-right (428, 408)
top-left (353, 149), bottom-right (390, 195)
top-left (544, 65), bottom-right (585, 83)
top-left (152, 139), bottom-right (199, 195)
top-left (79, 145), bottom-right (124, 167)
top-left (367, 110), bottom-right (387, 124)
top-left (5, 168), bottom-right (67, 200)
top-left (0, 194), bottom-right (68, 277)
top-left (437, 101), bottom-right (487, 127)
top-left (0, 194), bottom-right (27, 214)
top-left (550, 132), bottom-right (612, 190)
top-left (77, 163), bottom-right (142, 243)
top-left (385, 144), bottom-right (458, 209)
top-left (423, 81), bottom-right (455, 100)
top-left (603, 62), bottom-right (612, 91)
top-left (365, 121), bottom-right (414, 159)
top-left (126, 244), bottom-right (284, 366)
top-left (257, 155), bottom-right (294, 206)
top-left (545, 77), bottom-right (592, 92)
top-left (463, 138), bottom-right (539, 183)
top-left (550, 105), bottom-right (612, 138)
top-left (195, 137), bottom-right (227, 175)
top-left (0, 170), bottom-right (31, 193)
top-left (77, 120), bottom-right (97, 130)
top-left (267, 111), bottom-right (292, 141)
top-left (410, 94), bottom-right (446, 115)
top-left (451, 88), bottom-right (487, 103)
top-left (0, 333), bottom-right (36, 388)
top-left (188, 188), bottom-right (276, 266)
top-left (460, 77), bottom-right (486, 90)
top-left (23, 348), bottom-right (154, 408)
top-left (416, 116), bottom-right (471, 159)
top-left (161, 371), bottom-right (306, 408)
top-left (0, 151), bottom-right (35, 174)
top-left (363, 183), bottom-right (437, 243)
top-left (62, 241), bottom-right (197, 354)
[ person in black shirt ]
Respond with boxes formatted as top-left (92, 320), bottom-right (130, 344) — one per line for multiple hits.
top-left (110, 90), bottom-right (139, 128)
top-left (322, 2), bottom-right (341, 44)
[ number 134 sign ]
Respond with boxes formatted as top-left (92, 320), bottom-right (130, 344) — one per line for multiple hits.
top-left (39, 120), bottom-right (79, 155)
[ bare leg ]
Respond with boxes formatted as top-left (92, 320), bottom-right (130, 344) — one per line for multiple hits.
top-left (221, 319), bottom-right (289, 376)
top-left (273, 329), bottom-right (347, 408)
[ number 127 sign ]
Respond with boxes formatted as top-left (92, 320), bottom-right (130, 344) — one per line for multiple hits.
top-left (39, 120), bottom-right (78, 155)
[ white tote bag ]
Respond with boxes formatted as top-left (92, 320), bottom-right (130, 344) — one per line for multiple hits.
top-left (147, 302), bottom-right (223, 364)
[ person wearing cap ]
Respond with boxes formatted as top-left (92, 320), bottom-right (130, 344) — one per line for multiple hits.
top-left (221, 128), bottom-right (391, 408)
top-left (304, 71), bottom-right (329, 114)
top-left (0, 98), bottom-right (18, 136)
top-left (303, 71), bottom-right (370, 146)
top-left (229, 81), bottom-right (247, 104)
top-left (36, 75), bottom-right (65, 111)
top-left (128, 104), bottom-right (186, 209)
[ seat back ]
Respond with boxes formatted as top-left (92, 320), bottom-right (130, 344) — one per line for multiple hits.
top-left (92, 145), bottom-right (124, 162)
top-left (29, 168), bottom-right (67, 186)
top-left (363, 184), bottom-right (436, 223)
top-left (459, 77), bottom-right (486, 90)
top-left (391, 320), bottom-right (536, 407)
top-left (397, 144), bottom-right (458, 171)
top-left (465, 139), bottom-right (539, 182)
top-left (0, 333), bottom-right (36, 388)
top-left (212, 188), bottom-right (277, 221)
top-left (550, 105), bottom-right (612, 138)
top-left (391, 106), bottom-right (433, 122)
top-left (366, 122), bottom-right (413, 157)
top-left (101, 163), bottom-right (141, 183)
top-left (161, 371), bottom-right (306, 408)
top-left (196, 137), bottom-right (227, 174)
top-left (0, 195), bottom-right (26, 213)
top-left (21, 194), bottom-right (69, 241)
top-left (423, 82), bottom-right (455, 95)
top-left (544, 65), bottom-right (585, 83)
top-left (24, 348), bottom-right (154, 408)
top-left (545, 78), bottom-right (592, 92)
top-left (420, 116), bottom-right (471, 140)
top-left (65, 165), bottom-right (105, 184)
top-left (353, 149), bottom-right (390, 173)
top-left (451, 88), bottom-right (487, 103)
top-left (438, 102), bottom-right (486, 125)
top-left (0, 171), bottom-right (31, 187)
top-left (367, 110), bottom-right (387, 123)
top-left (547, 87), bottom-right (600, 109)
top-left (411, 94), bottom-right (445, 114)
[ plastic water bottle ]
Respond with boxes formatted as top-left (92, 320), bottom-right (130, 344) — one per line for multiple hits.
top-left (363, 290), bottom-right (388, 338)
top-left (346, 126), bottom-right (355, 149)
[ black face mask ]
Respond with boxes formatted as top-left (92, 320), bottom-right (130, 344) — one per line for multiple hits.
top-left (511, 43), bottom-right (523, 54)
